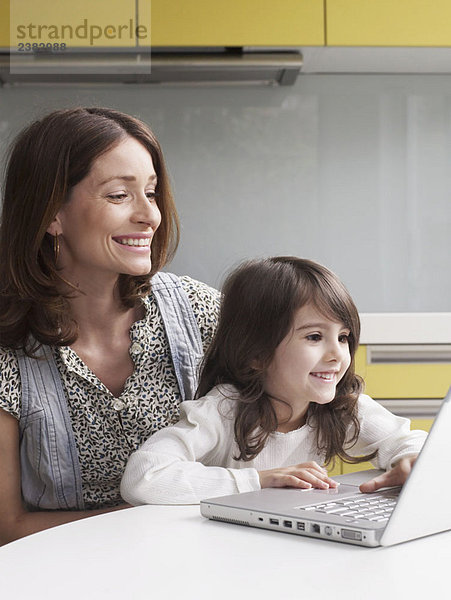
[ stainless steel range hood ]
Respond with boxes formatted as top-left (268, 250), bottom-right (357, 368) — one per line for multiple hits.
top-left (0, 48), bottom-right (303, 86)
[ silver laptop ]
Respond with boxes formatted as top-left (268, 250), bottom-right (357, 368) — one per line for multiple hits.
top-left (201, 386), bottom-right (451, 547)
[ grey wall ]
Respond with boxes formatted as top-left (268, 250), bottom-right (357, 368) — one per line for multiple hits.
top-left (1, 74), bottom-right (450, 312)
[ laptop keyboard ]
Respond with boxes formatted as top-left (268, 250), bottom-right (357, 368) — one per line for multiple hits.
top-left (297, 491), bottom-right (400, 523)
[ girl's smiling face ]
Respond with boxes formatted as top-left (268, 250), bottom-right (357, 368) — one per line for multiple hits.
top-left (264, 303), bottom-right (351, 428)
top-left (48, 135), bottom-right (161, 288)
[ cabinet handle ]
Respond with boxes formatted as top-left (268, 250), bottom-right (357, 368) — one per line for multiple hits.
top-left (377, 398), bottom-right (441, 417)
top-left (367, 344), bottom-right (451, 364)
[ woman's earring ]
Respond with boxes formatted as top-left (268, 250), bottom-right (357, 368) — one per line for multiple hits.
top-left (53, 233), bottom-right (60, 262)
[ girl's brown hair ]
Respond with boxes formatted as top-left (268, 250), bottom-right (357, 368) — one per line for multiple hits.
top-left (196, 256), bottom-right (376, 466)
top-left (0, 107), bottom-right (179, 353)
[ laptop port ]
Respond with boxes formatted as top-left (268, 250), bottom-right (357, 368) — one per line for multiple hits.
top-left (341, 529), bottom-right (362, 541)
top-left (283, 520), bottom-right (293, 528)
top-left (312, 523), bottom-right (321, 534)
top-left (296, 522), bottom-right (305, 531)
top-left (269, 518), bottom-right (279, 526)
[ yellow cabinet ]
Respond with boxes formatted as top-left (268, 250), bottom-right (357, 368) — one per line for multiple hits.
top-left (5, 1), bottom-right (451, 49)
top-left (3, 0), bottom-right (324, 49)
top-left (7, 0), bottom-right (138, 49)
top-left (327, 0), bottom-right (451, 47)
top-left (355, 345), bottom-right (451, 400)
top-left (0, 2), bottom-right (9, 47)
top-left (142, 0), bottom-right (325, 47)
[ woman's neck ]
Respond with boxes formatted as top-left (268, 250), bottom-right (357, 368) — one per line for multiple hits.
top-left (61, 273), bottom-right (141, 347)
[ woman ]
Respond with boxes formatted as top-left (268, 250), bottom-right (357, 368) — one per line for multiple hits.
top-left (0, 107), bottom-right (220, 544)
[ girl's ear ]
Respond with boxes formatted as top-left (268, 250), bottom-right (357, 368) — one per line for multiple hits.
top-left (46, 213), bottom-right (62, 237)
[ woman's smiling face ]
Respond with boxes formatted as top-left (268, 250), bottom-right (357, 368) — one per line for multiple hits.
top-left (50, 135), bottom-right (161, 286)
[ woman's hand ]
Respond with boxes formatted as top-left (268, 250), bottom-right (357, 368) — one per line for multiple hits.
top-left (258, 461), bottom-right (339, 490)
top-left (359, 455), bottom-right (418, 493)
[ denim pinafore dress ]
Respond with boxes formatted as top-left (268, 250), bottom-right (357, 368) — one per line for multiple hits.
top-left (17, 272), bottom-right (204, 510)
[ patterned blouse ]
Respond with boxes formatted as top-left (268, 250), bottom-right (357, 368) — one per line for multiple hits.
top-left (0, 276), bottom-right (220, 509)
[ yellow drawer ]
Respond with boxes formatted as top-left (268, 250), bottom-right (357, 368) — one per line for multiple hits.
top-left (327, 460), bottom-right (374, 476)
top-left (0, 2), bottom-right (9, 47)
top-left (327, 463), bottom-right (342, 477)
top-left (341, 461), bottom-right (373, 475)
top-left (355, 345), bottom-right (451, 399)
top-left (327, 0), bottom-right (451, 47)
top-left (410, 419), bottom-right (433, 433)
top-left (144, 0), bottom-right (325, 47)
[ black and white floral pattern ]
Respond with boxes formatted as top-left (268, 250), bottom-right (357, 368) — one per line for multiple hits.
top-left (0, 276), bottom-right (220, 508)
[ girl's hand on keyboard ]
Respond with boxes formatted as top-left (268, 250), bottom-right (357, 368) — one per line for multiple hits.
top-left (258, 461), bottom-right (339, 490)
top-left (359, 456), bottom-right (418, 493)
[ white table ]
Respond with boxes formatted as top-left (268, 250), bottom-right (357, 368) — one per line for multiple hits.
top-left (0, 505), bottom-right (448, 599)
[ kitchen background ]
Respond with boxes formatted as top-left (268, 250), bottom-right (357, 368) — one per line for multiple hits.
top-left (0, 0), bottom-right (451, 316)
top-left (1, 74), bottom-right (450, 313)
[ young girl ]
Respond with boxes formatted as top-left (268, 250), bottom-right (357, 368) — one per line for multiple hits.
top-left (121, 257), bottom-right (426, 504)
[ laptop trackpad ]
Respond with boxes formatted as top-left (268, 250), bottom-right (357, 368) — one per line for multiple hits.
top-left (293, 470), bottom-right (384, 507)
top-left (334, 469), bottom-right (384, 486)
top-left (293, 483), bottom-right (362, 507)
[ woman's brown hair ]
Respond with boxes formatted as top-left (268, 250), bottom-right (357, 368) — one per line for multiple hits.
top-left (196, 256), bottom-right (376, 467)
top-left (0, 107), bottom-right (179, 353)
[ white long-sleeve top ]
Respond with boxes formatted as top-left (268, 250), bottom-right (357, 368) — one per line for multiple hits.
top-left (120, 385), bottom-right (427, 505)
